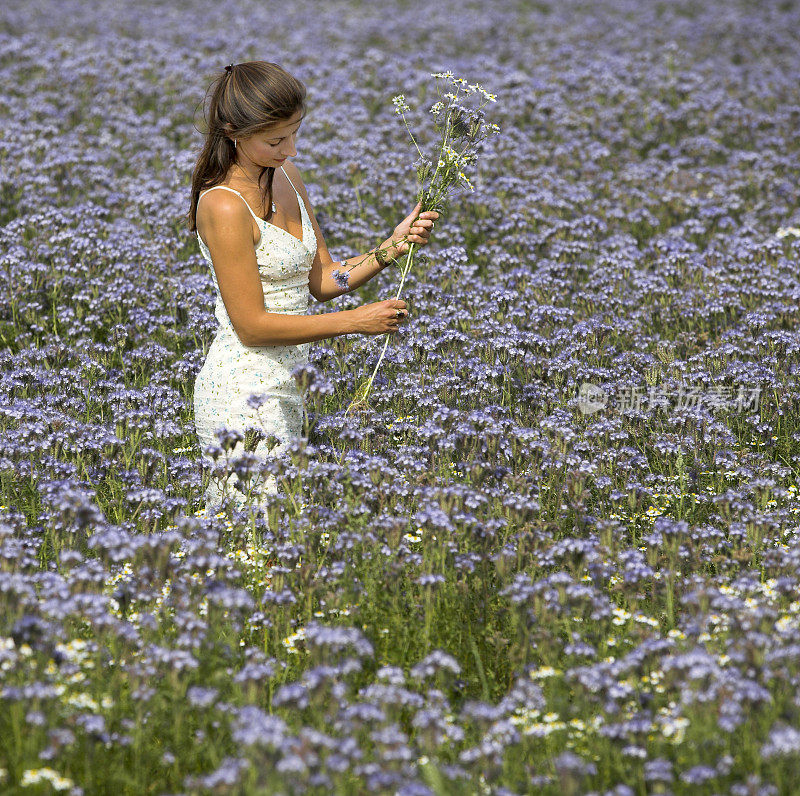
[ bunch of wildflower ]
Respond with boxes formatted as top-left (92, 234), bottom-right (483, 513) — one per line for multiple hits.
top-left (346, 70), bottom-right (500, 413)
top-left (414, 72), bottom-right (499, 201)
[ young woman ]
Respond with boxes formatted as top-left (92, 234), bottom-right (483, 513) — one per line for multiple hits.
top-left (187, 61), bottom-right (439, 512)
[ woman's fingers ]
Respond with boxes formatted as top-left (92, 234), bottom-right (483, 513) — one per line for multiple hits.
top-left (410, 215), bottom-right (437, 243)
top-left (388, 299), bottom-right (409, 326)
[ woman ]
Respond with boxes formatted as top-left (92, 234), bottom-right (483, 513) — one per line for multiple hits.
top-left (187, 61), bottom-right (439, 512)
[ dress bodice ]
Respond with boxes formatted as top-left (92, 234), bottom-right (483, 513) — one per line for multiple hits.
top-left (196, 166), bottom-right (317, 336)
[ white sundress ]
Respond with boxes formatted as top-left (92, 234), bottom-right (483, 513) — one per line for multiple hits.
top-left (193, 165), bottom-right (317, 513)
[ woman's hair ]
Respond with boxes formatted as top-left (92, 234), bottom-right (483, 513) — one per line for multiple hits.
top-left (186, 61), bottom-right (307, 232)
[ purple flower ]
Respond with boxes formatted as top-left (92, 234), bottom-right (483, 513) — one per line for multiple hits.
top-left (409, 650), bottom-right (462, 684)
top-left (246, 392), bottom-right (268, 410)
top-left (332, 268), bottom-right (350, 290)
top-left (679, 765), bottom-right (717, 785)
top-left (643, 758), bottom-right (673, 783)
top-left (186, 686), bottom-right (218, 708)
top-left (304, 622), bottom-right (374, 658)
top-left (183, 757), bottom-right (249, 790)
top-left (230, 705), bottom-right (288, 747)
top-left (762, 723), bottom-right (800, 758)
top-left (416, 573), bottom-right (445, 587)
top-left (272, 682), bottom-right (309, 710)
top-left (553, 751), bottom-right (597, 777)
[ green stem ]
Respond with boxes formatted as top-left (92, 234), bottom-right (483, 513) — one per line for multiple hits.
top-left (399, 110), bottom-right (426, 162)
top-left (425, 108), bottom-right (453, 195)
top-left (347, 242), bottom-right (418, 412)
top-left (393, 244), bottom-right (417, 300)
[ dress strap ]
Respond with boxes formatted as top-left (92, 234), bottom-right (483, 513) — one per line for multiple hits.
top-left (279, 165), bottom-right (308, 221)
top-left (198, 185), bottom-right (262, 224)
top-left (280, 165), bottom-right (298, 193)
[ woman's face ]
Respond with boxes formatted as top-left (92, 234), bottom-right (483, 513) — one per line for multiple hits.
top-left (236, 109), bottom-right (304, 168)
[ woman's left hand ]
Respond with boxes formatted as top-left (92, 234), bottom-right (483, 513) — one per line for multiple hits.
top-left (391, 201), bottom-right (440, 255)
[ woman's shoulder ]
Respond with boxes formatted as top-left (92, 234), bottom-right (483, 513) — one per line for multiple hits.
top-left (196, 185), bottom-right (255, 238)
top-left (198, 184), bottom-right (249, 215)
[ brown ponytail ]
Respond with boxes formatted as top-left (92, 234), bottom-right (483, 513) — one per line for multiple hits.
top-left (186, 61), bottom-right (307, 232)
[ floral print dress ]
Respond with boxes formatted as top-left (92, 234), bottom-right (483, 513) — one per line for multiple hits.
top-left (193, 166), bottom-right (316, 511)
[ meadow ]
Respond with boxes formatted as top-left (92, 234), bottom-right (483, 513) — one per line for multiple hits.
top-left (2, 0), bottom-right (800, 793)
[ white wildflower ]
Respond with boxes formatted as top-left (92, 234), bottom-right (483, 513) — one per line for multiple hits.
top-left (20, 768), bottom-right (74, 791)
top-left (282, 626), bottom-right (306, 654)
top-left (391, 95), bottom-right (410, 114)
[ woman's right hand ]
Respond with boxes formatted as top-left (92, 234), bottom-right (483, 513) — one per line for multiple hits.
top-left (346, 299), bottom-right (409, 335)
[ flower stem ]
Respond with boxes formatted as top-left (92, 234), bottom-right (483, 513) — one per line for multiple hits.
top-left (345, 242), bottom-right (417, 414)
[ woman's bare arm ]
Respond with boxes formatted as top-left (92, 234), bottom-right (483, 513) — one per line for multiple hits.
top-left (283, 162), bottom-right (401, 302)
top-left (197, 190), bottom-right (357, 346)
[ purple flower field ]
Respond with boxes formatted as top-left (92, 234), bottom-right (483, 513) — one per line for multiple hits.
top-left (3, 0), bottom-right (800, 792)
